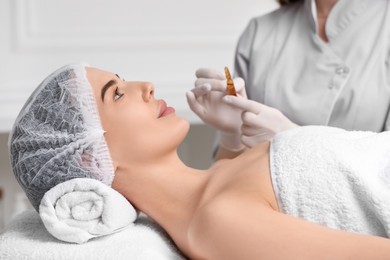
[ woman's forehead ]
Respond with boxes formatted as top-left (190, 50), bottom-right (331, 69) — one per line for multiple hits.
top-left (86, 67), bottom-right (113, 81)
top-left (85, 67), bottom-right (115, 92)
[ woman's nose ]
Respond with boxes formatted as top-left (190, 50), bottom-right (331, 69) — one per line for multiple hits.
top-left (142, 82), bottom-right (154, 102)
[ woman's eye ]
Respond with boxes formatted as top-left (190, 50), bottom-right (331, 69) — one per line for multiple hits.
top-left (114, 86), bottom-right (124, 101)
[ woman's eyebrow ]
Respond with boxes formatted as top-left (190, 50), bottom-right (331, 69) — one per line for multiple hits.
top-left (101, 79), bottom-right (118, 102)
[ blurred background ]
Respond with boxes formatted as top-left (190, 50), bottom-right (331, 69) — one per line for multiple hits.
top-left (0, 0), bottom-right (279, 229)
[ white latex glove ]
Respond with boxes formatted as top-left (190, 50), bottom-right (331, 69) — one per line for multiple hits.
top-left (186, 68), bottom-right (247, 152)
top-left (223, 95), bottom-right (299, 147)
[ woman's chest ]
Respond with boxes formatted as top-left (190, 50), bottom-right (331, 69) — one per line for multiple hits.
top-left (203, 144), bottom-right (278, 211)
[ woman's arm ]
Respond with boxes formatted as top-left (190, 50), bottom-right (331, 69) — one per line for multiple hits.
top-left (189, 198), bottom-right (390, 259)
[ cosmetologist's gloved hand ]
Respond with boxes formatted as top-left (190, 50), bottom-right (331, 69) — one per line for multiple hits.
top-left (223, 95), bottom-right (299, 147)
top-left (186, 68), bottom-right (247, 152)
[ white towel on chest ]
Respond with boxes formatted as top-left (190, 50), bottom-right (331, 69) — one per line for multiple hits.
top-left (270, 126), bottom-right (390, 237)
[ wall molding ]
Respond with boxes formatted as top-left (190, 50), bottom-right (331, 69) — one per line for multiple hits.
top-left (13, 0), bottom-right (240, 52)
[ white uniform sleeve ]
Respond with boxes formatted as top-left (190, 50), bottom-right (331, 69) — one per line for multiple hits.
top-left (383, 107), bottom-right (390, 131)
top-left (234, 18), bottom-right (258, 87)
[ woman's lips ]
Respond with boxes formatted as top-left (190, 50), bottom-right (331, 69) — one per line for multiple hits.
top-left (158, 100), bottom-right (175, 118)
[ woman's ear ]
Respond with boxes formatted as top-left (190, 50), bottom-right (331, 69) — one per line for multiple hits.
top-left (113, 161), bottom-right (119, 172)
top-left (103, 131), bottom-right (119, 172)
top-left (111, 166), bottom-right (127, 194)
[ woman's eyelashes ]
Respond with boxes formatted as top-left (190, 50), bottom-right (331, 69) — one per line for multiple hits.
top-left (114, 86), bottom-right (124, 101)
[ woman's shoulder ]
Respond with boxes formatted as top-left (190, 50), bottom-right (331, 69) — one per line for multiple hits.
top-left (239, 3), bottom-right (304, 48)
top-left (187, 193), bottom-right (272, 258)
top-left (246, 2), bottom-right (303, 30)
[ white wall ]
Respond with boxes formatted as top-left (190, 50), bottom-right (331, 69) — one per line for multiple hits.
top-left (0, 0), bottom-right (279, 228)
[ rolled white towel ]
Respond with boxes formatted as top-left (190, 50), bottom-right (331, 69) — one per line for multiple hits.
top-left (39, 178), bottom-right (137, 244)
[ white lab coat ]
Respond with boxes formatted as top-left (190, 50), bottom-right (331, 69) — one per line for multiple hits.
top-left (235, 0), bottom-right (390, 131)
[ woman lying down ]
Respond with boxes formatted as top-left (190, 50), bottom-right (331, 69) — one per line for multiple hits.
top-left (8, 63), bottom-right (390, 259)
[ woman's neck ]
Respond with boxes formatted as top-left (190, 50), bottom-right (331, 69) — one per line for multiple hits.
top-left (315, 0), bottom-right (338, 42)
top-left (112, 151), bottom-right (209, 241)
top-left (316, 0), bottom-right (338, 19)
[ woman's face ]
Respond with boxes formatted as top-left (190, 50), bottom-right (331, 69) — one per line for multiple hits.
top-left (85, 67), bottom-right (190, 167)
